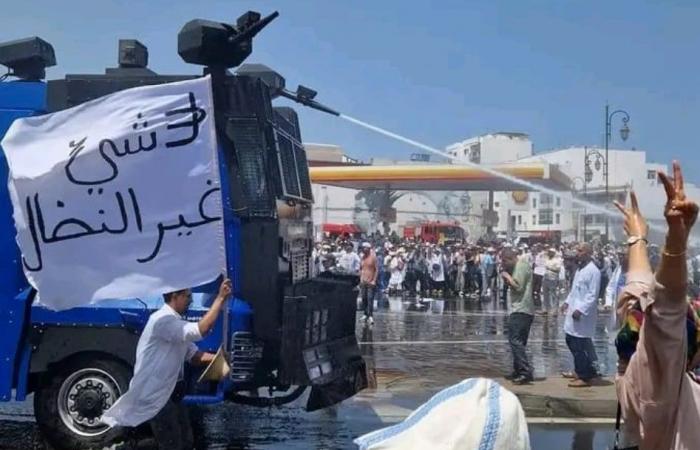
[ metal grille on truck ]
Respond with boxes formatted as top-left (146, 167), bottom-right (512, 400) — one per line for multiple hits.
top-left (228, 117), bottom-right (276, 217)
top-left (228, 331), bottom-right (262, 382)
top-left (291, 252), bottom-right (310, 282)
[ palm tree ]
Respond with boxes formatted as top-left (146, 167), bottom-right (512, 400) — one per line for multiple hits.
top-left (355, 189), bottom-right (404, 235)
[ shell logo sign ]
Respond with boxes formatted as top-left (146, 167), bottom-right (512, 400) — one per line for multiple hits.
top-left (512, 191), bottom-right (529, 204)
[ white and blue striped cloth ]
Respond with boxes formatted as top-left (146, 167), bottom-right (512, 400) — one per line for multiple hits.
top-left (354, 378), bottom-right (530, 450)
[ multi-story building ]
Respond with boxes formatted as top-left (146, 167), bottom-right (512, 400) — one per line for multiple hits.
top-left (446, 133), bottom-right (700, 243)
top-left (502, 146), bottom-right (669, 242)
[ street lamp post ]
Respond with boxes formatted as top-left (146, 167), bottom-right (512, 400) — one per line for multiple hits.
top-left (604, 104), bottom-right (631, 242)
top-left (583, 147), bottom-right (605, 240)
top-left (571, 176), bottom-right (585, 241)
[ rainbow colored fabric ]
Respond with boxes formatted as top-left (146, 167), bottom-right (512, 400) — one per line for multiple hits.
top-left (616, 299), bottom-right (700, 364)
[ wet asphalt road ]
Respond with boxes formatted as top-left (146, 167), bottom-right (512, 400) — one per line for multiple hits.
top-left (0, 294), bottom-right (619, 449)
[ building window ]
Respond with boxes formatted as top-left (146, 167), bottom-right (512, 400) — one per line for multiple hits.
top-left (532, 198), bottom-right (537, 208)
top-left (540, 193), bottom-right (553, 207)
top-left (555, 213), bottom-right (560, 225)
top-left (494, 201), bottom-right (500, 208)
top-left (556, 197), bottom-right (561, 207)
top-left (518, 215), bottom-right (522, 225)
top-left (469, 143), bottom-right (481, 163)
top-left (647, 170), bottom-right (657, 181)
top-left (538, 208), bottom-right (553, 225)
top-left (532, 215), bottom-right (536, 225)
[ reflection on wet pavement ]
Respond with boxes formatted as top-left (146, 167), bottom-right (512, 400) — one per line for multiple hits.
top-left (0, 295), bottom-right (620, 449)
top-left (359, 296), bottom-right (617, 385)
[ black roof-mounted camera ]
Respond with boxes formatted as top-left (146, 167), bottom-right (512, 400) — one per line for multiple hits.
top-left (0, 36), bottom-right (56, 81)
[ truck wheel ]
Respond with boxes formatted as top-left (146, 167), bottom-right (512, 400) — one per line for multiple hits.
top-left (34, 358), bottom-right (131, 450)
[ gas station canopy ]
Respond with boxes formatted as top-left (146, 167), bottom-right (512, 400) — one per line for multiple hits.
top-left (309, 163), bottom-right (572, 191)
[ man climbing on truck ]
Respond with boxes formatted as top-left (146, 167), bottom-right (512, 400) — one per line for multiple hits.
top-left (102, 278), bottom-right (232, 449)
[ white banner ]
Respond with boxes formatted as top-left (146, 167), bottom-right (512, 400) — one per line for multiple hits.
top-left (1, 76), bottom-right (225, 310)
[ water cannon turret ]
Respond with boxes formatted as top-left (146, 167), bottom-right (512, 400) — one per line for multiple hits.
top-left (237, 63), bottom-right (340, 116)
top-left (177, 11), bottom-right (279, 68)
top-left (0, 36), bottom-right (55, 81)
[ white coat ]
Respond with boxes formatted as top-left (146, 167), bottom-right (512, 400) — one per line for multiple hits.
top-left (563, 261), bottom-right (601, 339)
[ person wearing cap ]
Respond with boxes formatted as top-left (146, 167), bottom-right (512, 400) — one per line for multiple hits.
top-left (612, 162), bottom-right (700, 449)
top-left (359, 242), bottom-right (378, 325)
top-left (102, 279), bottom-right (232, 449)
top-left (542, 247), bottom-right (562, 314)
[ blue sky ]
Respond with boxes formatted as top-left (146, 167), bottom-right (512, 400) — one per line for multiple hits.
top-left (3, 0), bottom-right (699, 180)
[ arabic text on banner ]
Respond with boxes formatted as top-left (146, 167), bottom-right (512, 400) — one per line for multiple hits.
top-left (1, 75), bottom-right (225, 310)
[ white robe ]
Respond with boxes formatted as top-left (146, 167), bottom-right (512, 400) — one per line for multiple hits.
top-left (101, 304), bottom-right (201, 427)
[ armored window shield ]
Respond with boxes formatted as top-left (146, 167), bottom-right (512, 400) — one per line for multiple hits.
top-left (274, 130), bottom-right (302, 198)
top-left (270, 108), bottom-right (313, 202)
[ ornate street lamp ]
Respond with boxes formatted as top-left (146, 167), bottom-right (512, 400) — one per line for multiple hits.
top-left (604, 104), bottom-right (631, 242)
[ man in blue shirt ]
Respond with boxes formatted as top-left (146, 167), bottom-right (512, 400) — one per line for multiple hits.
top-left (561, 243), bottom-right (601, 387)
top-left (480, 247), bottom-right (496, 298)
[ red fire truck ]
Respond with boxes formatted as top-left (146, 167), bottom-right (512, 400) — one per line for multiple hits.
top-left (403, 221), bottom-right (466, 244)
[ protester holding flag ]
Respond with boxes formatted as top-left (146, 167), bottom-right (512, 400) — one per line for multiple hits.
top-left (101, 278), bottom-right (232, 449)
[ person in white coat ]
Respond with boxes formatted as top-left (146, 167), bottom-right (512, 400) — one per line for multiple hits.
top-left (102, 278), bottom-right (232, 449)
top-left (338, 243), bottom-right (361, 274)
top-left (560, 243), bottom-right (601, 387)
top-left (388, 252), bottom-right (404, 293)
top-left (604, 248), bottom-right (628, 337)
top-left (430, 249), bottom-right (446, 295)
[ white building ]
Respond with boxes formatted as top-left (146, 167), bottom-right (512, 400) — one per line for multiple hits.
top-left (446, 133), bottom-right (700, 243)
top-left (446, 132), bottom-right (534, 164)
top-left (447, 132), bottom-right (535, 238)
top-left (499, 146), bottom-right (668, 242)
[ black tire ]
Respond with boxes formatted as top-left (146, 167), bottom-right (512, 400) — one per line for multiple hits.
top-left (34, 357), bottom-right (132, 450)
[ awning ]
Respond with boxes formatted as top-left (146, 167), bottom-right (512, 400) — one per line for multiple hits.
top-left (309, 163), bottom-right (571, 192)
top-left (322, 223), bottom-right (362, 234)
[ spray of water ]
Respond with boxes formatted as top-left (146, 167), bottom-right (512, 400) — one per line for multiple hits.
top-left (339, 113), bottom-right (667, 235)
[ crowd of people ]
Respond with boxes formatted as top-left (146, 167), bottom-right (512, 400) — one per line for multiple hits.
top-left (354, 161), bottom-right (700, 449)
top-left (311, 232), bottom-right (693, 318)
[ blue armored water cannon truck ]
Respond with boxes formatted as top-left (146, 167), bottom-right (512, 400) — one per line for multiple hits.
top-left (0, 10), bottom-right (366, 449)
